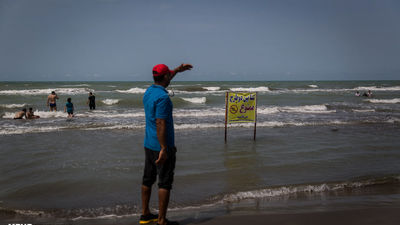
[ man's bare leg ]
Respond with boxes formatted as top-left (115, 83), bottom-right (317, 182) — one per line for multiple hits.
top-left (158, 188), bottom-right (170, 225)
top-left (141, 185), bottom-right (152, 215)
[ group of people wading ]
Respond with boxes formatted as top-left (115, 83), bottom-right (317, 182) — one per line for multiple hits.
top-left (13, 91), bottom-right (96, 119)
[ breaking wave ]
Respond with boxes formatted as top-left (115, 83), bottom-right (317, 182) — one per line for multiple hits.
top-left (230, 86), bottom-right (270, 92)
top-left (115, 88), bottom-right (146, 94)
top-left (0, 120), bottom-right (354, 135)
top-left (0, 125), bottom-right (69, 135)
top-left (274, 86), bottom-right (400, 94)
top-left (174, 109), bottom-right (224, 117)
top-left (101, 99), bottom-right (120, 105)
top-left (203, 87), bottom-right (221, 91)
top-left (0, 88), bottom-right (93, 95)
top-left (181, 97), bottom-right (207, 104)
top-left (352, 109), bottom-right (375, 113)
top-left (2, 110), bottom-right (66, 119)
top-left (0, 104), bottom-right (339, 120)
top-left (0, 103), bottom-right (26, 108)
top-left (220, 175), bottom-right (400, 203)
top-left (354, 86), bottom-right (400, 91)
top-left (60, 84), bottom-right (90, 87)
top-left (365, 98), bottom-right (400, 104)
top-left (257, 104), bottom-right (334, 114)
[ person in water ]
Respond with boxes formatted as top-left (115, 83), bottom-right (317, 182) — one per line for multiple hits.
top-left (47, 91), bottom-right (59, 111)
top-left (87, 92), bottom-right (96, 110)
top-left (355, 91), bottom-right (360, 96)
top-left (26, 107), bottom-right (40, 119)
top-left (64, 98), bottom-right (74, 118)
top-left (362, 90), bottom-right (373, 98)
top-left (14, 108), bottom-right (27, 119)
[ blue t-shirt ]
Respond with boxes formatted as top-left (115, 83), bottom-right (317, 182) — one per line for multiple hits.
top-left (66, 102), bottom-right (73, 112)
top-left (143, 84), bottom-right (174, 151)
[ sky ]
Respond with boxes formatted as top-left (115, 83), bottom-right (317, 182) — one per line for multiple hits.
top-left (0, 0), bottom-right (399, 81)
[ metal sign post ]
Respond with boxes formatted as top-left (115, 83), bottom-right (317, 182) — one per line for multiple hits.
top-left (225, 92), bottom-right (228, 143)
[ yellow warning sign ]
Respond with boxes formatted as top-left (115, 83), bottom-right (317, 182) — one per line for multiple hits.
top-left (227, 92), bottom-right (257, 123)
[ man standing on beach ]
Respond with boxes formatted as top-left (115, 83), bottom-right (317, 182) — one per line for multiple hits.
top-left (140, 63), bottom-right (192, 225)
top-left (47, 91), bottom-right (59, 111)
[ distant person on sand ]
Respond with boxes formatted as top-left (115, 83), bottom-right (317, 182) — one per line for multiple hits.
top-left (13, 108), bottom-right (27, 119)
top-left (26, 107), bottom-right (40, 119)
top-left (140, 63), bottom-right (192, 225)
top-left (47, 91), bottom-right (59, 111)
top-left (87, 92), bottom-right (96, 110)
top-left (64, 98), bottom-right (74, 118)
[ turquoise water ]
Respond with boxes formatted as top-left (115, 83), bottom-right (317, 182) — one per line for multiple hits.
top-left (1, 81), bottom-right (400, 223)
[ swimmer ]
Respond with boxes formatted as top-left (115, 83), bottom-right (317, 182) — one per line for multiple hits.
top-left (26, 107), bottom-right (40, 119)
top-left (367, 90), bottom-right (373, 97)
top-left (363, 90), bottom-right (373, 98)
top-left (64, 98), bottom-right (74, 118)
top-left (14, 108), bottom-right (27, 119)
top-left (87, 92), bottom-right (96, 110)
top-left (355, 91), bottom-right (360, 96)
top-left (47, 91), bottom-right (59, 111)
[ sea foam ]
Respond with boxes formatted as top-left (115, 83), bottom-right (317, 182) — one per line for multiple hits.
top-left (102, 99), bottom-right (120, 105)
top-left (230, 86), bottom-right (270, 92)
top-left (61, 84), bottom-right (90, 87)
top-left (257, 105), bottom-right (334, 114)
top-left (203, 87), bottom-right (221, 91)
top-left (365, 98), bottom-right (400, 104)
top-left (115, 88), bottom-right (146, 94)
top-left (0, 103), bottom-right (26, 108)
top-left (2, 110), bottom-right (66, 119)
top-left (0, 126), bottom-right (67, 135)
top-left (0, 88), bottom-right (93, 95)
top-left (0, 119), bottom-right (378, 135)
top-left (354, 86), bottom-right (400, 91)
top-left (174, 109), bottom-right (224, 117)
top-left (181, 97), bottom-right (206, 104)
top-left (220, 175), bottom-right (400, 203)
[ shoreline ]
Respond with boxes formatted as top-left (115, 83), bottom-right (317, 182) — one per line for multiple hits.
top-left (184, 206), bottom-right (400, 225)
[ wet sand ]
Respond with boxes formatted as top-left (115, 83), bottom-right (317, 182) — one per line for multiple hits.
top-left (183, 207), bottom-right (400, 225)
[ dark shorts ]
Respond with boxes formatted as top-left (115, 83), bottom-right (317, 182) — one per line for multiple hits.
top-left (142, 147), bottom-right (176, 190)
top-left (50, 103), bottom-right (56, 107)
top-left (67, 110), bottom-right (73, 115)
top-left (89, 104), bottom-right (95, 110)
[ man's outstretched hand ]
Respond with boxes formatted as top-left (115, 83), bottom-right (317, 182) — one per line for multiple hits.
top-left (175, 64), bottom-right (193, 73)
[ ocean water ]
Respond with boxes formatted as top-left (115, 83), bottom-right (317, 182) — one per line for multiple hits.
top-left (1, 81), bottom-right (400, 224)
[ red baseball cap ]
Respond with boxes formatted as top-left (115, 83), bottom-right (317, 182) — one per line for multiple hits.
top-left (152, 64), bottom-right (176, 77)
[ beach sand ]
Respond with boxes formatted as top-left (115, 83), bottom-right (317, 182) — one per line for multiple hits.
top-left (183, 207), bottom-right (400, 225)
top-left (2, 206), bottom-right (400, 225)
